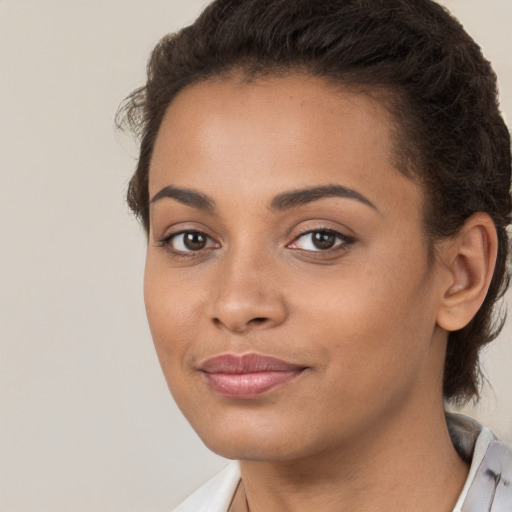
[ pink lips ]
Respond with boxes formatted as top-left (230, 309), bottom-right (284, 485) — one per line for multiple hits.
top-left (200, 353), bottom-right (306, 399)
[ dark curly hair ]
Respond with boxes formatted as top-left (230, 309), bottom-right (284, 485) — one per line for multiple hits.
top-left (117, 0), bottom-right (511, 404)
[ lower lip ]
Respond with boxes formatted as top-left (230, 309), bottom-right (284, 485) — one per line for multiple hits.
top-left (204, 370), bottom-right (303, 399)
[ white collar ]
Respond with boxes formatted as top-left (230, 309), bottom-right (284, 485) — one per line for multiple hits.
top-left (447, 413), bottom-right (512, 511)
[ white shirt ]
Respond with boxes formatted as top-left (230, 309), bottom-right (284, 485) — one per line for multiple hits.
top-left (172, 414), bottom-right (512, 512)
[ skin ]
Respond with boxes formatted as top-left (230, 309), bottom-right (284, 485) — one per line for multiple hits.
top-left (144, 75), bottom-right (495, 511)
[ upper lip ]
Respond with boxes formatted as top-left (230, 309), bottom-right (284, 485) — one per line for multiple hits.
top-left (200, 353), bottom-right (306, 374)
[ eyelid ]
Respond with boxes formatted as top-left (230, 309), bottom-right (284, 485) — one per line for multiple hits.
top-left (157, 228), bottom-right (220, 255)
top-left (287, 226), bottom-right (355, 252)
top-left (154, 220), bottom-right (221, 245)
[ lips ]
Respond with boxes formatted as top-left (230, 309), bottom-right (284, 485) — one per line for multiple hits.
top-left (199, 353), bottom-right (306, 398)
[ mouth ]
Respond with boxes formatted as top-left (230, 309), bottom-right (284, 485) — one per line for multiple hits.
top-left (199, 353), bottom-right (307, 399)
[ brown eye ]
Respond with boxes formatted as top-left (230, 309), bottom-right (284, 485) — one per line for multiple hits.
top-left (288, 229), bottom-right (354, 252)
top-left (183, 232), bottom-right (207, 250)
top-left (166, 231), bottom-right (217, 253)
top-left (311, 231), bottom-right (336, 250)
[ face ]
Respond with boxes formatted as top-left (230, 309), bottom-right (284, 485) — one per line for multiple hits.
top-left (145, 75), bottom-right (449, 461)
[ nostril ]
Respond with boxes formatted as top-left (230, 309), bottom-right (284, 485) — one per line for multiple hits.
top-left (212, 316), bottom-right (270, 331)
top-left (250, 317), bottom-right (268, 324)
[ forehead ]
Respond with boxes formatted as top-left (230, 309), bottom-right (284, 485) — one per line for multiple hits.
top-left (149, 74), bottom-right (421, 218)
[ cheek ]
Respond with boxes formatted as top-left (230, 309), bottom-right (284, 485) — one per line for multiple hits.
top-left (295, 253), bottom-right (436, 383)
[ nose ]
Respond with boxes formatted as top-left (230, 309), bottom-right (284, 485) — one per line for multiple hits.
top-left (209, 249), bottom-right (288, 334)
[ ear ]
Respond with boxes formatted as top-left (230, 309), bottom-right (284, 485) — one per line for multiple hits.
top-left (436, 212), bottom-right (498, 332)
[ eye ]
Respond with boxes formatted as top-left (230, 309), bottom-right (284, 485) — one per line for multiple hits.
top-left (288, 229), bottom-right (353, 252)
top-left (162, 230), bottom-right (219, 253)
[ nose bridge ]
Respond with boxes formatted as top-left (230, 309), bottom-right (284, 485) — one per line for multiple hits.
top-left (210, 239), bottom-right (287, 332)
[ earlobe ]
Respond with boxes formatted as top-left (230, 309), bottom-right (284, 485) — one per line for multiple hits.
top-left (436, 213), bottom-right (498, 332)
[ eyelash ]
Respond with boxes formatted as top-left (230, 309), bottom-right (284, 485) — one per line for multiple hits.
top-left (157, 230), bottom-right (219, 257)
top-left (288, 228), bottom-right (355, 253)
top-left (157, 227), bottom-right (355, 257)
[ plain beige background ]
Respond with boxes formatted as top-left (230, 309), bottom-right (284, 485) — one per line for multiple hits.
top-left (1, 1), bottom-right (511, 510)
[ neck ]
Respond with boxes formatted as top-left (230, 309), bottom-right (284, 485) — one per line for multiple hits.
top-left (233, 402), bottom-right (468, 512)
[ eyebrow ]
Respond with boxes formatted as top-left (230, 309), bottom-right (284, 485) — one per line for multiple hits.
top-left (270, 185), bottom-right (378, 212)
top-left (150, 183), bottom-right (377, 213)
top-left (150, 185), bottom-right (215, 212)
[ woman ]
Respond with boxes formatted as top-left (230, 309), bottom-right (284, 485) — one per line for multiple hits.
top-left (118, 0), bottom-right (512, 510)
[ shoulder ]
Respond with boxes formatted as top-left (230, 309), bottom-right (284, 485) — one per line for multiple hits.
top-left (171, 462), bottom-right (241, 512)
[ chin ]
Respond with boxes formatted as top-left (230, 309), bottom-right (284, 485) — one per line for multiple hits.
top-left (203, 435), bottom-right (304, 462)
top-left (185, 408), bottom-right (325, 462)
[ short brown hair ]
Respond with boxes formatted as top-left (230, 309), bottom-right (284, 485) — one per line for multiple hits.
top-left (118, 0), bottom-right (511, 403)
